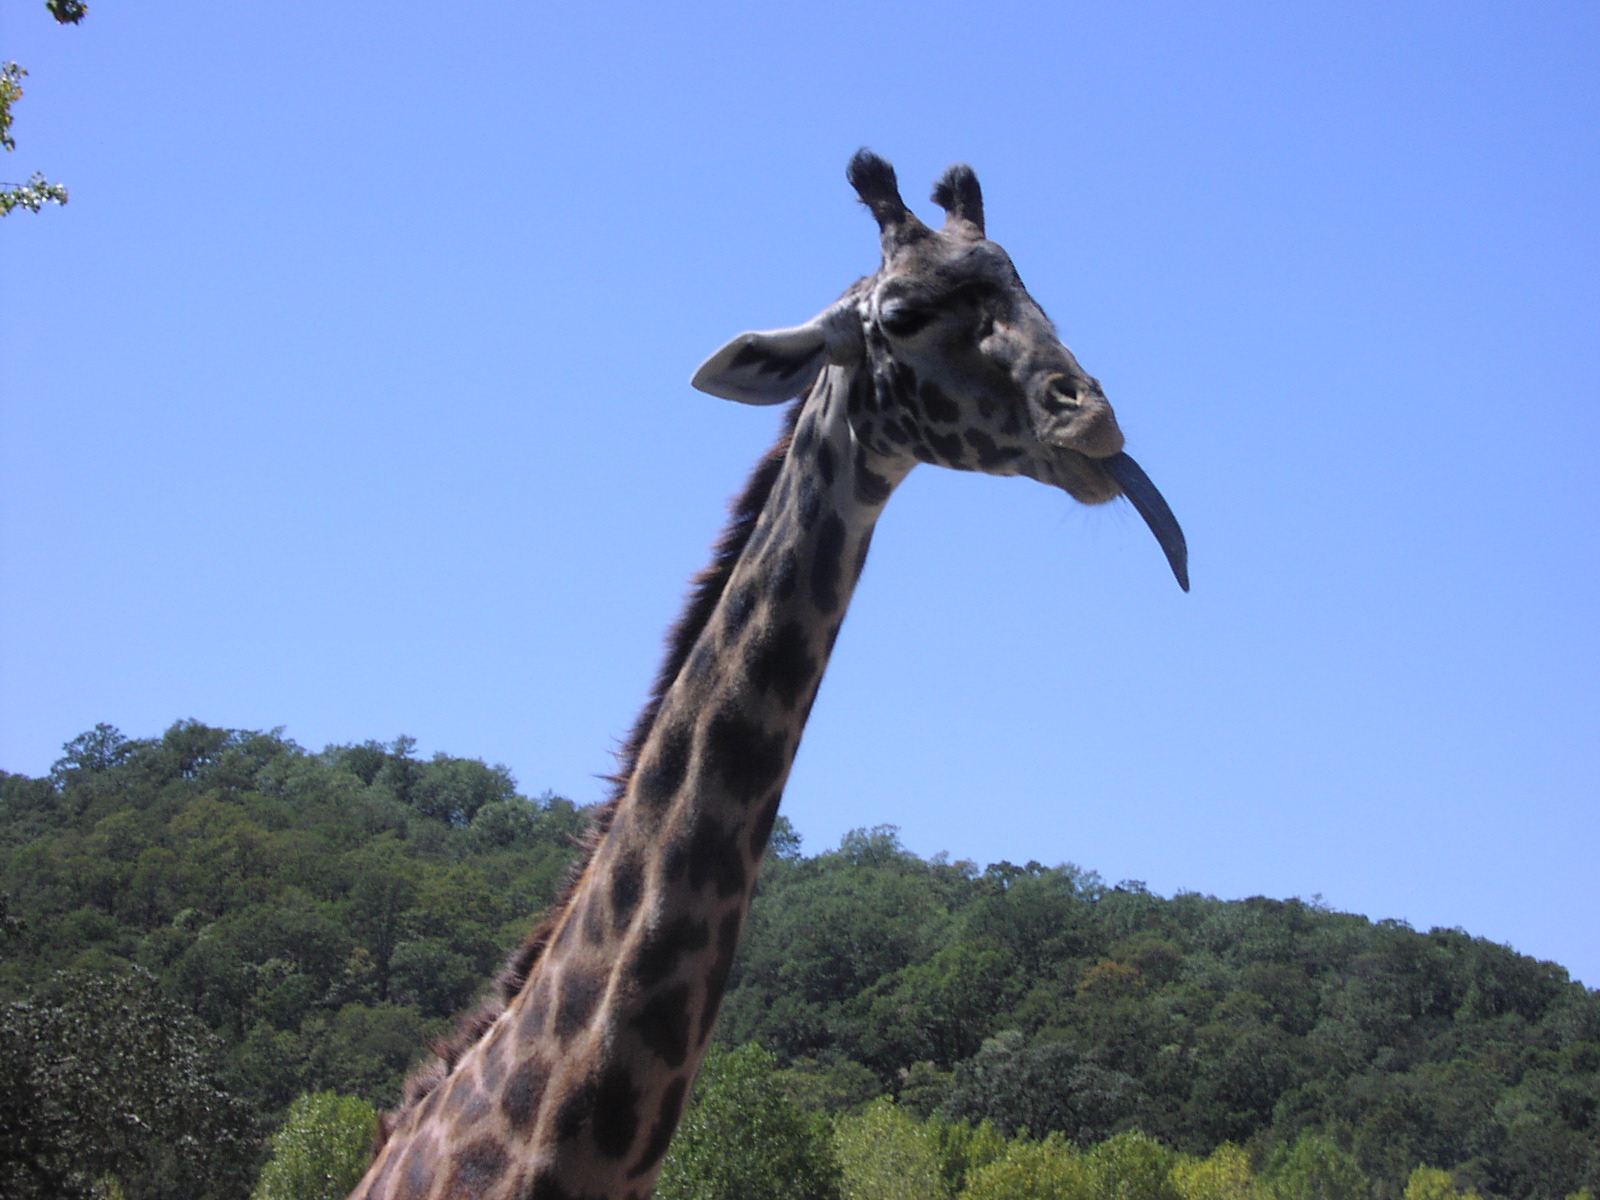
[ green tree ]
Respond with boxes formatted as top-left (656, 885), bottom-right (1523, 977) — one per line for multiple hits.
top-left (1402, 1165), bottom-right (1483, 1200)
top-left (0, 968), bottom-right (254, 1200)
top-left (49, 723), bottom-right (131, 784)
top-left (1083, 1131), bottom-right (1179, 1200)
top-left (959, 1135), bottom-right (1095, 1200)
top-left (345, 842), bottom-right (420, 1001)
top-left (941, 1031), bottom-right (1141, 1143)
top-left (656, 1043), bottom-right (843, 1200)
top-left (928, 1117), bottom-right (1008, 1194)
top-left (409, 754), bottom-right (517, 826)
top-left (719, 839), bottom-right (954, 1061)
top-left (252, 1090), bottom-right (377, 1200)
top-left (860, 940), bottom-right (1015, 1067)
top-left (1265, 1131), bottom-right (1369, 1200)
top-left (775, 1056), bottom-right (884, 1114)
top-left (834, 1098), bottom-right (950, 1200)
top-left (1170, 1143), bottom-right (1269, 1200)
top-left (7, 721), bottom-right (1600, 1197)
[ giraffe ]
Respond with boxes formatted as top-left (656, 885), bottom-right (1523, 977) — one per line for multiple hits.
top-left (348, 150), bottom-right (1186, 1200)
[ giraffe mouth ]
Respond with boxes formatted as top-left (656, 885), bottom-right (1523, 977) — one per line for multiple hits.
top-left (1102, 452), bottom-right (1189, 592)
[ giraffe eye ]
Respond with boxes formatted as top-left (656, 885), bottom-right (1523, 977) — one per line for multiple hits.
top-left (880, 303), bottom-right (934, 338)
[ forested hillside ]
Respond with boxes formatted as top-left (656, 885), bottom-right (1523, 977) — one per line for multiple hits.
top-left (2, 722), bottom-right (1596, 1199)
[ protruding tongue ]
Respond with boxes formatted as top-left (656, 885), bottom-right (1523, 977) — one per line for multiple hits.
top-left (1103, 452), bottom-right (1189, 592)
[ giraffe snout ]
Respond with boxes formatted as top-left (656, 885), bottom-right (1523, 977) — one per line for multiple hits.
top-left (1034, 376), bottom-right (1125, 460)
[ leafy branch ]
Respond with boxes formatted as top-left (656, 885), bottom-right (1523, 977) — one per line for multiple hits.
top-left (1, 3), bottom-right (87, 217)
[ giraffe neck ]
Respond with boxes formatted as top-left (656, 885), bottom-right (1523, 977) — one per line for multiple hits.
top-left (352, 366), bottom-right (911, 1200)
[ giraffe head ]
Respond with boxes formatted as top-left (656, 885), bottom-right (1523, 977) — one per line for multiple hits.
top-left (694, 150), bottom-right (1188, 590)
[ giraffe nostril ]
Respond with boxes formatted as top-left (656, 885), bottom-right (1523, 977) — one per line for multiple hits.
top-left (1040, 388), bottom-right (1080, 415)
top-left (1037, 374), bottom-right (1084, 416)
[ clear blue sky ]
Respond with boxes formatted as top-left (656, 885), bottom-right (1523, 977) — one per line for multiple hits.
top-left (3, 2), bottom-right (1596, 985)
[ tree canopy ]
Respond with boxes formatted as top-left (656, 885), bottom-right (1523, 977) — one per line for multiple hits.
top-left (2, 720), bottom-right (1597, 1198)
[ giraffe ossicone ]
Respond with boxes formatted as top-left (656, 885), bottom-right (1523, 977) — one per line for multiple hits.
top-left (349, 150), bottom-right (1185, 1200)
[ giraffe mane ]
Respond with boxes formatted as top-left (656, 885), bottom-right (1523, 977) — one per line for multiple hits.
top-left (608, 397), bottom-right (806, 804)
top-left (376, 399), bottom-right (806, 1150)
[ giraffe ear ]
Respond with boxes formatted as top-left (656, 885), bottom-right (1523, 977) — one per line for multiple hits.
top-left (692, 320), bottom-right (831, 405)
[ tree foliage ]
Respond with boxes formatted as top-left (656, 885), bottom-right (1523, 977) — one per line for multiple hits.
top-left (1, 2), bottom-right (81, 215)
top-left (1, 720), bottom-right (585, 1137)
top-left (835, 1097), bottom-right (951, 1200)
top-left (0, 967), bottom-right (254, 1200)
top-left (959, 1134), bottom-right (1095, 1200)
top-left (719, 832), bottom-right (1600, 1199)
top-left (656, 1043), bottom-right (843, 1200)
top-left (1169, 1143), bottom-right (1269, 1200)
top-left (251, 1091), bottom-right (376, 1200)
top-left (1264, 1130), bottom-right (1369, 1200)
top-left (3, 721), bottom-right (1598, 1198)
